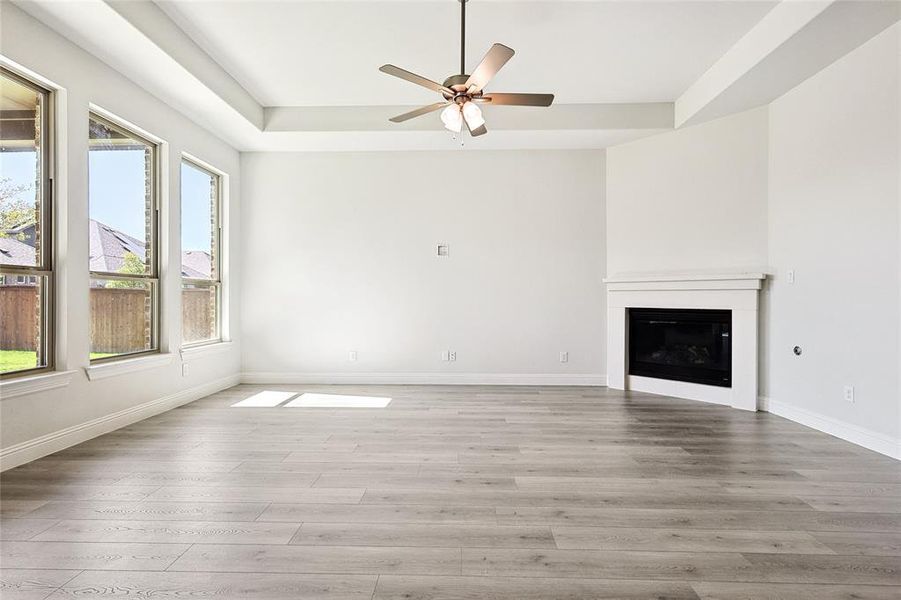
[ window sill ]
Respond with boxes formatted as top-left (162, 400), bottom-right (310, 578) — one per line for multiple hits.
top-left (180, 341), bottom-right (233, 362)
top-left (84, 353), bottom-right (173, 381)
top-left (0, 370), bottom-right (77, 400)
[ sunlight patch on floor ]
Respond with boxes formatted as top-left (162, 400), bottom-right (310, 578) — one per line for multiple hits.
top-left (231, 390), bottom-right (297, 407)
top-left (285, 393), bottom-right (392, 408)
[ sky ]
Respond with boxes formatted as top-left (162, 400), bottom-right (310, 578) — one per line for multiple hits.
top-left (2, 149), bottom-right (212, 252)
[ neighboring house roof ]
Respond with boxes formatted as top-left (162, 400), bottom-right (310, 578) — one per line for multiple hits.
top-left (181, 250), bottom-right (212, 279)
top-left (88, 219), bottom-right (146, 273)
top-left (0, 236), bottom-right (37, 267)
top-left (3, 219), bottom-right (211, 277)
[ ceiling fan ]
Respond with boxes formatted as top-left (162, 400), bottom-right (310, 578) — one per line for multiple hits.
top-left (379, 0), bottom-right (554, 137)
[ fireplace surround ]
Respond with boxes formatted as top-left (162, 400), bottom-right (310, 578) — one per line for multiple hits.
top-left (605, 272), bottom-right (766, 411)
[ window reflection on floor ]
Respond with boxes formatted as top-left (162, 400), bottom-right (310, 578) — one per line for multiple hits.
top-left (231, 390), bottom-right (297, 407)
top-left (285, 393), bottom-right (391, 408)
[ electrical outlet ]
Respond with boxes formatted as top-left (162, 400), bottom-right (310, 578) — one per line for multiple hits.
top-left (843, 385), bottom-right (855, 403)
top-left (349, 350), bottom-right (357, 362)
top-left (559, 351), bottom-right (568, 363)
top-left (788, 270), bottom-right (795, 284)
top-left (448, 351), bottom-right (457, 362)
top-left (182, 362), bottom-right (190, 377)
top-left (441, 350), bottom-right (449, 362)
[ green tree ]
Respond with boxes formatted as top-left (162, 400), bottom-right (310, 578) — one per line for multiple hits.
top-left (105, 251), bottom-right (146, 288)
top-left (0, 177), bottom-right (36, 238)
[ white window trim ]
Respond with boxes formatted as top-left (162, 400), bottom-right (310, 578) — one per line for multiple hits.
top-left (180, 340), bottom-right (234, 362)
top-left (84, 353), bottom-right (173, 381)
top-left (0, 370), bottom-right (76, 400)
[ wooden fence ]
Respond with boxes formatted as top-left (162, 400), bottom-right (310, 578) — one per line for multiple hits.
top-left (89, 287), bottom-right (151, 353)
top-left (0, 285), bottom-right (214, 352)
top-left (0, 286), bottom-right (38, 350)
top-left (182, 288), bottom-right (216, 344)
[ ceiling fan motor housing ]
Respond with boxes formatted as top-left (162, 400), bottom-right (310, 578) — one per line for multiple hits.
top-left (442, 74), bottom-right (470, 89)
top-left (442, 74), bottom-right (482, 104)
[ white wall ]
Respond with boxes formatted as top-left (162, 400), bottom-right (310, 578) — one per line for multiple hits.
top-left (240, 150), bottom-right (606, 384)
top-left (0, 3), bottom-right (241, 467)
top-left (606, 107), bottom-right (769, 275)
top-left (766, 24), bottom-right (900, 450)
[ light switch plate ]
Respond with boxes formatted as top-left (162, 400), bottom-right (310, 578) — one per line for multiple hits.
top-left (843, 385), bottom-right (855, 403)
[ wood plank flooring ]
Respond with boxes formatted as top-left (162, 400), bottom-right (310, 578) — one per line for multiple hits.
top-left (1, 384), bottom-right (900, 599)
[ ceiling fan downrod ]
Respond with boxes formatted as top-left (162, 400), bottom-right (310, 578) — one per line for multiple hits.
top-left (460, 0), bottom-right (467, 76)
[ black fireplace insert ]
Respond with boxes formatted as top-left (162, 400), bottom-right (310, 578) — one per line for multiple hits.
top-left (628, 308), bottom-right (732, 387)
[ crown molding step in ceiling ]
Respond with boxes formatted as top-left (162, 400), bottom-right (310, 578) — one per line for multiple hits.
top-left (10, 0), bottom-right (899, 150)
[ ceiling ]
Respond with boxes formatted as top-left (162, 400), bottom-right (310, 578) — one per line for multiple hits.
top-left (11, 0), bottom-right (899, 151)
top-left (159, 0), bottom-right (776, 107)
top-left (1, 75), bottom-right (39, 111)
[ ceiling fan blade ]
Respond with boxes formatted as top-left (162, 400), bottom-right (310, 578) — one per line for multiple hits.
top-left (380, 64), bottom-right (454, 96)
top-left (463, 111), bottom-right (487, 137)
top-left (389, 102), bottom-right (450, 123)
top-left (465, 43), bottom-right (515, 92)
top-left (480, 93), bottom-right (555, 107)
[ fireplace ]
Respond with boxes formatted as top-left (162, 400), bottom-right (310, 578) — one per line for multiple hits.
top-left (628, 308), bottom-right (732, 387)
top-left (606, 272), bottom-right (763, 410)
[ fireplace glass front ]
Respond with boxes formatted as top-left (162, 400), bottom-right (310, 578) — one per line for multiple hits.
top-left (628, 308), bottom-right (732, 387)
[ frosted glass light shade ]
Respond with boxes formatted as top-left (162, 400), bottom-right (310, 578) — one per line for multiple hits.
top-left (462, 101), bottom-right (485, 129)
top-left (440, 104), bottom-right (463, 133)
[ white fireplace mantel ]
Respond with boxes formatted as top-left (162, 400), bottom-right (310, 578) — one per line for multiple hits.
top-left (604, 271), bottom-right (767, 411)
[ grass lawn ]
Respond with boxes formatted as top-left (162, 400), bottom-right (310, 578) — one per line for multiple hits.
top-left (1, 350), bottom-right (116, 373)
top-left (0, 350), bottom-right (38, 373)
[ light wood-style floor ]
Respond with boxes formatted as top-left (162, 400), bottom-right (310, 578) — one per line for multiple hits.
top-left (1, 384), bottom-right (900, 599)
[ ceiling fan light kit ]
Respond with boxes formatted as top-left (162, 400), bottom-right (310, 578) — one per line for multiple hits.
top-left (379, 0), bottom-right (554, 138)
top-left (461, 102), bottom-right (485, 129)
top-left (440, 103), bottom-right (464, 133)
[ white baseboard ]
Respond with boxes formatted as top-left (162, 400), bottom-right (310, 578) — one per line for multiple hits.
top-left (241, 372), bottom-right (608, 387)
top-left (761, 396), bottom-right (900, 460)
top-left (0, 374), bottom-right (241, 472)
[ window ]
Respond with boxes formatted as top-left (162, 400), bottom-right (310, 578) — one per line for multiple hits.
top-left (0, 68), bottom-right (53, 378)
top-left (180, 158), bottom-right (221, 346)
top-left (88, 113), bottom-right (159, 361)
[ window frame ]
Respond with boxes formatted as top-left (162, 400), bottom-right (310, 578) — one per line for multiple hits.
top-left (87, 111), bottom-right (161, 364)
top-left (180, 155), bottom-right (223, 348)
top-left (0, 66), bottom-right (54, 380)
